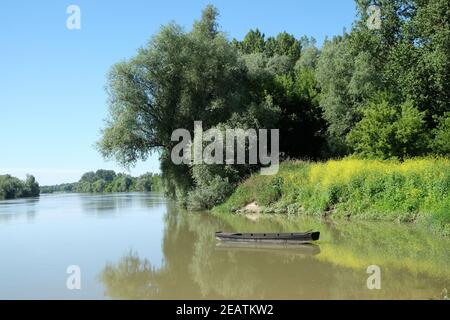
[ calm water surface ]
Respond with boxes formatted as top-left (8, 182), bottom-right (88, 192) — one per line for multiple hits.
top-left (0, 192), bottom-right (448, 299)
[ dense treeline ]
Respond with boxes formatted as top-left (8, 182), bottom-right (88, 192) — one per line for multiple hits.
top-left (0, 174), bottom-right (40, 200)
top-left (40, 183), bottom-right (77, 194)
top-left (41, 170), bottom-right (162, 194)
top-left (98, 1), bottom-right (450, 210)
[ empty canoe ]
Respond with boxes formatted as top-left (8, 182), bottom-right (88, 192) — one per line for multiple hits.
top-left (215, 231), bottom-right (320, 244)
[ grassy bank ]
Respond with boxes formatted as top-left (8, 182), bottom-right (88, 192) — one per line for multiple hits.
top-left (213, 158), bottom-right (450, 236)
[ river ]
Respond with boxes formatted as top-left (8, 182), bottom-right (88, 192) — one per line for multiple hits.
top-left (0, 192), bottom-right (448, 299)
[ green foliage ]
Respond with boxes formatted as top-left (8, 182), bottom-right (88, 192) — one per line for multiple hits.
top-left (105, 174), bottom-right (133, 193)
top-left (24, 175), bottom-right (40, 197)
top-left (233, 29), bottom-right (266, 54)
top-left (40, 183), bottom-right (76, 194)
top-left (316, 0), bottom-right (450, 156)
top-left (187, 167), bottom-right (233, 211)
top-left (0, 174), bottom-right (40, 200)
top-left (214, 158), bottom-right (450, 235)
top-left (98, 5), bottom-right (255, 201)
top-left (316, 37), bottom-right (380, 155)
top-left (234, 29), bottom-right (302, 61)
top-left (40, 170), bottom-right (162, 194)
top-left (135, 173), bottom-right (157, 192)
top-left (427, 196), bottom-right (450, 236)
top-left (380, 0), bottom-right (450, 119)
top-left (265, 32), bottom-right (302, 61)
top-left (213, 174), bottom-right (283, 213)
top-left (236, 31), bottom-right (325, 159)
top-left (432, 113), bottom-right (450, 156)
top-left (347, 98), bottom-right (429, 158)
top-left (98, 3), bottom-right (450, 210)
top-left (98, 5), bottom-right (323, 207)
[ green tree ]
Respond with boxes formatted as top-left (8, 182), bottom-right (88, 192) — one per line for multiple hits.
top-left (93, 179), bottom-right (107, 193)
top-left (432, 113), bottom-right (450, 156)
top-left (234, 29), bottom-right (266, 54)
top-left (318, 0), bottom-right (449, 156)
top-left (98, 5), bottom-right (251, 199)
top-left (135, 173), bottom-right (154, 192)
top-left (187, 165), bottom-right (233, 210)
top-left (111, 174), bottom-right (134, 192)
top-left (80, 172), bottom-right (96, 184)
top-left (94, 2), bottom-right (449, 209)
top-left (235, 31), bottom-right (325, 159)
top-left (0, 174), bottom-right (40, 200)
top-left (95, 170), bottom-right (116, 183)
top-left (316, 36), bottom-right (381, 155)
top-left (380, 0), bottom-right (450, 120)
top-left (0, 175), bottom-right (22, 199)
top-left (24, 175), bottom-right (40, 197)
top-left (347, 98), bottom-right (429, 159)
top-left (265, 32), bottom-right (302, 61)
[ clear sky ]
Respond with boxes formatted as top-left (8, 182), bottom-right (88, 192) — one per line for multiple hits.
top-left (0, 0), bottom-right (357, 185)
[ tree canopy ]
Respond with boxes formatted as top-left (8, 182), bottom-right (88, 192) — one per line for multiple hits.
top-left (0, 174), bottom-right (40, 200)
top-left (99, 2), bottom-right (450, 209)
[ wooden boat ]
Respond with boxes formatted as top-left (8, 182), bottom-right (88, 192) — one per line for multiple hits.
top-left (215, 230), bottom-right (320, 244)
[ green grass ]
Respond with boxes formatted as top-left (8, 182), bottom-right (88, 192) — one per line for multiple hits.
top-left (213, 157), bottom-right (450, 236)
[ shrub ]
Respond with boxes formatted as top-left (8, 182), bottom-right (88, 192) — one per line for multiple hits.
top-left (186, 165), bottom-right (236, 210)
top-left (187, 175), bottom-right (233, 211)
top-left (347, 99), bottom-right (429, 159)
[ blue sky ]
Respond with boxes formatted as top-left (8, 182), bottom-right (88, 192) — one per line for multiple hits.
top-left (0, 0), bottom-right (357, 185)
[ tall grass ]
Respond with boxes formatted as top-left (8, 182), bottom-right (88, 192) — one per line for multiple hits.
top-left (213, 158), bottom-right (450, 235)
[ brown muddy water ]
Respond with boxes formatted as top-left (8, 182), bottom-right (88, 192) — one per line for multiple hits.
top-left (0, 192), bottom-right (448, 299)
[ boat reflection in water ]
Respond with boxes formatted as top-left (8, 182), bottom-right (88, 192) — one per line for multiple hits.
top-left (215, 241), bottom-right (321, 256)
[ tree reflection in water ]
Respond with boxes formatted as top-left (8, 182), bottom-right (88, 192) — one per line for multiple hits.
top-left (100, 252), bottom-right (161, 299)
top-left (99, 204), bottom-right (450, 300)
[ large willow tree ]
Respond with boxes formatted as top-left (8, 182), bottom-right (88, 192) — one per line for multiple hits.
top-left (98, 6), bottom-right (278, 202)
top-left (98, 7), bottom-right (246, 196)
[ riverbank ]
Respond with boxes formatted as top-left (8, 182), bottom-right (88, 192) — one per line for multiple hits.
top-left (213, 158), bottom-right (450, 236)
